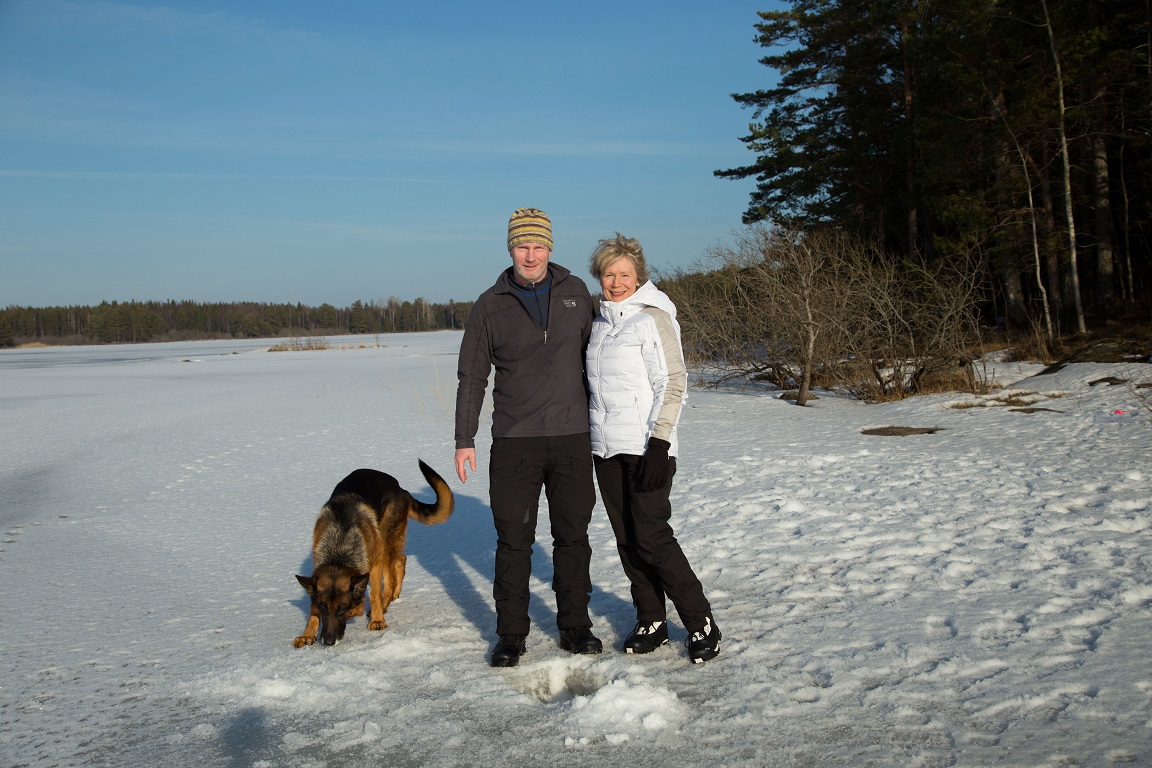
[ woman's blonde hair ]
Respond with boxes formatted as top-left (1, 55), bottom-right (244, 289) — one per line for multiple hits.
top-left (589, 232), bottom-right (649, 284)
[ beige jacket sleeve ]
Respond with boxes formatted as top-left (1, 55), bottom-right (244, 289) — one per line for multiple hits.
top-left (641, 306), bottom-right (687, 443)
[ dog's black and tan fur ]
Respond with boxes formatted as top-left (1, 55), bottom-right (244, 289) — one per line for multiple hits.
top-left (293, 460), bottom-right (454, 648)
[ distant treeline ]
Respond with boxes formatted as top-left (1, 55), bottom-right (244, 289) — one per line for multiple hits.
top-left (0, 298), bottom-right (473, 346)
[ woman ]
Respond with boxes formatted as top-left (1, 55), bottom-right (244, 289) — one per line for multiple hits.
top-left (586, 233), bottom-right (721, 664)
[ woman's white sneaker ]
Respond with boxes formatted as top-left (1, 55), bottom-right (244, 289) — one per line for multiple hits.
top-left (686, 616), bottom-right (721, 664)
top-left (622, 621), bottom-right (669, 654)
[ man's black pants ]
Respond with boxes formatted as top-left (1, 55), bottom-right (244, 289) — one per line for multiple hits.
top-left (489, 433), bottom-right (596, 636)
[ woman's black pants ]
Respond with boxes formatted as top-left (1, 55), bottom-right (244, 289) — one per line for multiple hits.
top-left (593, 452), bottom-right (711, 632)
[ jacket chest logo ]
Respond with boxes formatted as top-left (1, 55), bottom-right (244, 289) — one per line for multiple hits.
top-left (562, 299), bottom-right (577, 308)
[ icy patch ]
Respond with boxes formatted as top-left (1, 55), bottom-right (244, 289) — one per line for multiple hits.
top-left (1121, 586), bottom-right (1152, 606)
top-left (557, 672), bottom-right (686, 746)
top-left (509, 659), bottom-right (608, 704)
top-left (255, 678), bottom-right (297, 699)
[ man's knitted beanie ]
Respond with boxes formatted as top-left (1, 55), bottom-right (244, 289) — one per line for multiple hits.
top-left (507, 208), bottom-right (553, 251)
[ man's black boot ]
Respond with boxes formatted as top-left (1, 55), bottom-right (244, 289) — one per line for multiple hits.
top-left (490, 635), bottom-right (527, 667)
top-left (558, 627), bottom-right (603, 655)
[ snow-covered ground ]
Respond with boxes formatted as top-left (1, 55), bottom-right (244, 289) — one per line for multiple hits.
top-left (1, 331), bottom-right (1150, 767)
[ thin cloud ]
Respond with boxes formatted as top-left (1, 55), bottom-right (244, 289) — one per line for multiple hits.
top-left (0, 169), bottom-right (456, 183)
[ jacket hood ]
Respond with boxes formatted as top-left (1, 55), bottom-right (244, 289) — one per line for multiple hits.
top-left (599, 280), bottom-right (677, 322)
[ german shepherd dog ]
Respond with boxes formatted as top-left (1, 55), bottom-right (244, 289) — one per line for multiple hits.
top-left (293, 460), bottom-right (454, 648)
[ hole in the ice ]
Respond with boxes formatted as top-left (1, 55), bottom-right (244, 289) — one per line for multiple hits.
top-left (510, 664), bottom-right (608, 704)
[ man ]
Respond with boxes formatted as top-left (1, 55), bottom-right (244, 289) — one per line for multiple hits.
top-left (454, 207), bottom-right (603, 667)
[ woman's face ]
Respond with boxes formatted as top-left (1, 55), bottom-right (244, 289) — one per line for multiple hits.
top-left (600, 257), bottom-right (639, 302)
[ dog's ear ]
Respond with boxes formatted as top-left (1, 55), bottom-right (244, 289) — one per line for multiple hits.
top-left (350, 572), bottom-right (370, 596)
top-left (296, 574), bottom-right (317, 596)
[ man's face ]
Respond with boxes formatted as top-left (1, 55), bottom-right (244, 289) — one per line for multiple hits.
top-left (510, 242), bottom-right (551, 284)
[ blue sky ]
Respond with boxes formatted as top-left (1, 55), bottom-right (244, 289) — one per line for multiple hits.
top-left (0, 0), bottom-right (781, 307)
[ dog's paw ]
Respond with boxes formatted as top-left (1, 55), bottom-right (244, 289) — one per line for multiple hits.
top-left (367, 619), bottom-right (388, 631)
top-left (293, 635), bottom-right (316, 648)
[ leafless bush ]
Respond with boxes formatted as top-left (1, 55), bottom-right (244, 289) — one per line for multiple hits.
top-left (1131, 382), bottom-right (1152, 422)
top-left (268, 337), bottom-right (330, 352)
top-left (840, 246), bottom-right (987, 398)
top-left (664, 225), bottom-right (987, 403)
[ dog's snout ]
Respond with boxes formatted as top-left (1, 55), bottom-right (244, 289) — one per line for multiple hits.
top-left (320, 618), bottom-right (347, 647)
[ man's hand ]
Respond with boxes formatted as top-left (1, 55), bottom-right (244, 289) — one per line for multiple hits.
top-left (455, 447), bottom-right (477, 484)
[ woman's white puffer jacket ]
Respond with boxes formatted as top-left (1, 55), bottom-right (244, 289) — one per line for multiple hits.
top-left (586, 281), bottom-right (687, 459)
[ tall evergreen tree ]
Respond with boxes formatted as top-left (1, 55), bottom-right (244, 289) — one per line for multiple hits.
top-left (720, 0), bottom-right (1151, 329)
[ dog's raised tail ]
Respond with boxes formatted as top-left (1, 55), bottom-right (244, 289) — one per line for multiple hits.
top-left (410, 459), bottom-right (454, 524)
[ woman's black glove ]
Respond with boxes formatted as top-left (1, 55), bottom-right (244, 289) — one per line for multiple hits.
top-left (635, 438), bottom-right (671, 492)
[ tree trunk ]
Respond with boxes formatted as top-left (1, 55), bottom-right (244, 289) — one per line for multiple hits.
top-left (1088, 0), bottom-right (1114, 316)
top-left (1041, 0), bottom-right (1087, 333)
top-left (1038, 149), bottom-right (1065, 321)
top-left (903, 18), bottom-right (919, 260)
top-left (1091, 126), bottom-right (1114, 316)
top-left (987, 84), bottom-right (1054, 341)
top-left (1002, 267), bottom-right (1027, 326)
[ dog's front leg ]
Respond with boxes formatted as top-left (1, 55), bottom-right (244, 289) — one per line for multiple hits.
top-left (294, 610), bottom-right (321, 648)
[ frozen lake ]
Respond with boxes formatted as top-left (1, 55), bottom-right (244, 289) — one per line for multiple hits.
top-left (1, 332), bottom-right (1150, 767)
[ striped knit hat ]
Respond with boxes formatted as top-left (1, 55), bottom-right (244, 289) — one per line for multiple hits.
top-left (507, 207), bottom-right (553, 251)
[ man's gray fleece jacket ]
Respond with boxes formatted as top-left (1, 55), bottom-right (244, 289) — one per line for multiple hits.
top-left (454, 262), bottom-right (596, 449)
